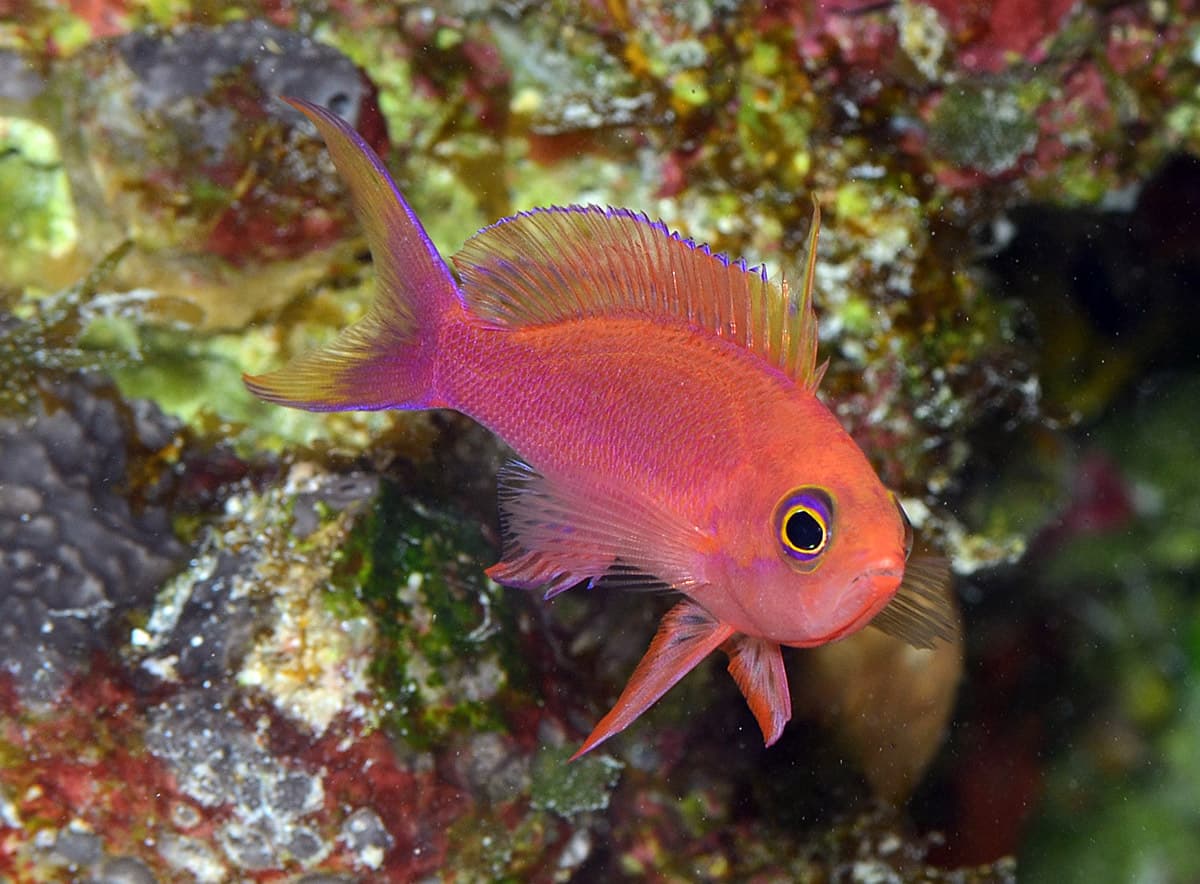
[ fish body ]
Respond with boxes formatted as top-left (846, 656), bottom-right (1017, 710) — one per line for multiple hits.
top-left (441, 315), bottom-right (901, 643)
top-left (246, 99), bottom-right (953, 757)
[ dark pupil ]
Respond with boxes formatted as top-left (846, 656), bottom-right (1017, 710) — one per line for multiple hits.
top-left (785, 510), bottom-right (824, 551)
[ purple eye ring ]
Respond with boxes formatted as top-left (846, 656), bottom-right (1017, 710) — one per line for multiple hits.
top-left (775, 488), bottom-right (834, 563)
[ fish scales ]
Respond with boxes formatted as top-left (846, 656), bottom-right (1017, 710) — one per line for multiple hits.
top-left (438, 317), bottom-right (794, 503)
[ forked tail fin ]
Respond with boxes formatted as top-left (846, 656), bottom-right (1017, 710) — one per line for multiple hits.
top-left (243, 98), bottom-right (463, 412)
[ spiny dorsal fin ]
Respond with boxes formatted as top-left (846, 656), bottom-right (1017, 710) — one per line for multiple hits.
top-left (453, 203), bottom-right (825, 392)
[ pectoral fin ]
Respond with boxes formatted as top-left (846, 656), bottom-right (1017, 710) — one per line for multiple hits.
top-left (487, 460), bottom-right (710, 599)
top-left (572, 600), bottom-right (733, 759)
top-left (871, 554), bottom-right (959, 650)
top-left (722, 635), bottom-right (792, 747)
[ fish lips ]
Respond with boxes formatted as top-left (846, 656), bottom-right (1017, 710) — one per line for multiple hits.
top-left (785, 562), bottom-right (904, 648)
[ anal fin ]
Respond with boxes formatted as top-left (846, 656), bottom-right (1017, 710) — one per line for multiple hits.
top-left (572, 600), bottom-right (732, 759)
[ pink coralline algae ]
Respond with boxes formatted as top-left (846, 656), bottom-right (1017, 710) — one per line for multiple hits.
top-left (923, 0), bottom-right (1079, 72)
top-left (0, 670), bottom-right (467, 881)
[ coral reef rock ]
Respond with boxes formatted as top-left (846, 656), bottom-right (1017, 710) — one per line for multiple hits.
top-left (0, 374), bottom-right (184, 701)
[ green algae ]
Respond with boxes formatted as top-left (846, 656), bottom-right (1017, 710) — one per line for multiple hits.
top-left (442, 811), bottom-right (557, 883)
top-left (0, 117), bottom-right (76, 285)
top-left (0, 241), bottom-right (141, 415)
top-left (929, 83), bottom-right (1039, 175)
top-left (99, 266), bottom-right (427, 456)
top-left (1023, 682), bottom-right (1200, 884)
top-left (318, 23), bottom-right (492, 253)
top-left (529, 745), bottom-right (624, 819)
top-left (335, 481), bottom-right (527, 751)
top-left (1044, 375), bottom-right (1200, 585)
top-left (109, 324), bottom-right (400, 455)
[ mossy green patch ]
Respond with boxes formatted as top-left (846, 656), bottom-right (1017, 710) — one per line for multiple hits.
top-left (1045, 375), bottom-right (1200, 586)
top-left (929, 84), bottom-right (1038, 175)
top-left (530, 744), bottom-right (623, 819)
top-left (337, 481), bottom-right (527, 751)
top-left (0, 242), bottom-right (137, 414)
top-left (1023, 373), bottom-right (1200, 881)
top-left (318, 21), bottom-right (497, 241)
top-left (443, 810), bottom-right (555, 882)
top-left (0, 117), bottom-right (77, 286)
top-left (1023, 682), bottom-right (1200, 884)
top-left (108, 313), bottom-right (404, 456)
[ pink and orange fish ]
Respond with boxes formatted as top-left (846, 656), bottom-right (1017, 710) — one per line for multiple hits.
top-left (245, 99), bottom-right (954, 758)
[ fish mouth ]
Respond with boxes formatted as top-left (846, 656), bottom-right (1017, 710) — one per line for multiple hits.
top-left (842, 565), bottom-right (905, 629)
top-left (790, 563), bottom-right (904, 647)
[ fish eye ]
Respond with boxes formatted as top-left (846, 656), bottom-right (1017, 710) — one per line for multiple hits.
top-left (785, 509), bottom-right (824, 551)
top-left (890, 492), bottom-right (914, 560)
top-left (775, 489), bottom-right (833, 564)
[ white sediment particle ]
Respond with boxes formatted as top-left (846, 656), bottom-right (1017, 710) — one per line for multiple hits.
top-left (894, 0), bottom-right (947, 80)
top-left (847, 163), bottom-right (888, 180)
top-left (32, 828), bottom-right (55, 849)
top-left (0, 792), bottom-right (20, 827)
top-left (851, 858), bottom-right (902, 884)
top-left (396, 571), bottom-right (427, 615)
top-left (557, 828), bottom-right (593, 870)
top-left (140, 654), bottom-right (180, 683)
top-left (159, 833), bottom-right (228, 884)
top-left (362, 845), bottom-right (384, 869)
top-left (877, 832), bottom-right (903, 856)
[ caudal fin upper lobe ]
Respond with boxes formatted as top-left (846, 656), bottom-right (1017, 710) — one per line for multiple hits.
top-left (243, 98), bottom-right (464, 412)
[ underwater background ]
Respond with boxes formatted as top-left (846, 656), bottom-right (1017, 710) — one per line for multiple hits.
top-left (1, 1), bottom-right (1198, 881)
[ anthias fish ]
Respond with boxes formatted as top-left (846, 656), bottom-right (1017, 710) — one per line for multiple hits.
top-left (246, 99), bottom-right (954, 757)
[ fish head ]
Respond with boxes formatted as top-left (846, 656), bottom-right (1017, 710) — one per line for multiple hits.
top-left (693, 411), bottom-right (911, 647)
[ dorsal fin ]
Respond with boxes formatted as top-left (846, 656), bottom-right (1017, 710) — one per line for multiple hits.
top-left (452, 203), bottom-right (826, 392)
